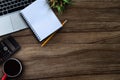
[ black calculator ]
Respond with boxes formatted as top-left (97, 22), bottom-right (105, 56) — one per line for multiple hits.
top-left (0, 36), bottom-right (20, 64)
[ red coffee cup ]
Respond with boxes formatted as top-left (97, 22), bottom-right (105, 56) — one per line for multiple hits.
top-left (2, 58), bottom-right (22, 80)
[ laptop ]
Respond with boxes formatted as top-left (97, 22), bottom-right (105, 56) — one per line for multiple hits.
top-left (0, 0), bottom-right (35, 36)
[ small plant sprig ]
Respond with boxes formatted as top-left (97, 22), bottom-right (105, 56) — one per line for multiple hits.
top-left (49, 0), bottom-right (71, 14)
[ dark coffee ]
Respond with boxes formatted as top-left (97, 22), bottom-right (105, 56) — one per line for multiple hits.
top-left (4, 59), bottom-right (21, 76)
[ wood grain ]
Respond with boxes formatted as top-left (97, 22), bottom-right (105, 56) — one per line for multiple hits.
top-left (14, 44), bottom-right (120, 80)
top-left (1, 0), bottom-right (120, 80)
top-left (39, 74), bottom-right (120, 80)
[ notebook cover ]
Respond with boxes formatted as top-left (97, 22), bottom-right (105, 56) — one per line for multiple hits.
top-left (20, 0), bottom-right (62, 41)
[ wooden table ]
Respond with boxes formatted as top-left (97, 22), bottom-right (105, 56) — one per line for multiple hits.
top-left (1, 0), bottom-right (120, 80)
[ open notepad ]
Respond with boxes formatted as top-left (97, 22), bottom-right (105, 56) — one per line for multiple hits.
top-left (20, 0), bottom-right (62, 41)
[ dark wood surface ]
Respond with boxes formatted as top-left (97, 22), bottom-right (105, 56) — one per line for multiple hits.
top-left (1, 0), bottom-right (120, 80)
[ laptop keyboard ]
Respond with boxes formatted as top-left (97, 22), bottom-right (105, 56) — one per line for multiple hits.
top-left (0, 0), bottom-right (35, 16)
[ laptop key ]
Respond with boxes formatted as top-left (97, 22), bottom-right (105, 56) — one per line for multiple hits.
top-left (0, 12), bottom-right (2, 15)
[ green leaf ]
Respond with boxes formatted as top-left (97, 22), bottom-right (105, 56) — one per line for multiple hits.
top-left (63, 0), bottom-right (69, 4)
top-left (56, 5), bottom-right (64, 14)
top-left (48, 0), bottom-right (72, 14)
top-left (56, 5), bottom-right (61, 13)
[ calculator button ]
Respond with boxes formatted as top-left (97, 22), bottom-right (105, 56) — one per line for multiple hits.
top-left (4, 39), bottom-right (16, 52)
top-left (3, 46), bottom-right (8, 51)
top-left (0, 44), bottom-right (3, 50)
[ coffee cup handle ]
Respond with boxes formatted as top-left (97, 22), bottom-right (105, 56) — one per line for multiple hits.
top-left (2, 74), bottom-right (7, 80)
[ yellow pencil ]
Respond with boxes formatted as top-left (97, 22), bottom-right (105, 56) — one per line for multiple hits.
top-left (41, 20), bottom-right (68, 47)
